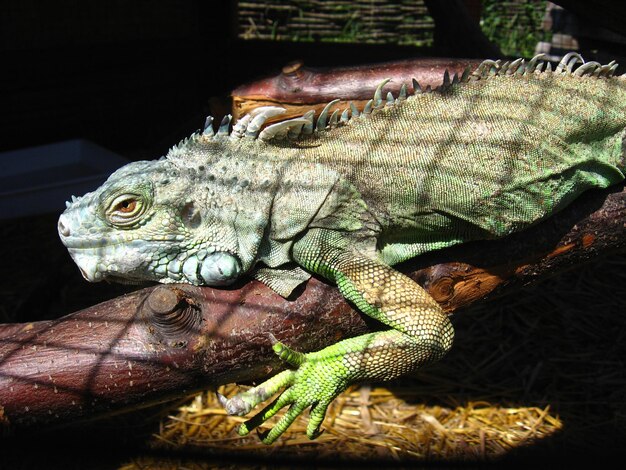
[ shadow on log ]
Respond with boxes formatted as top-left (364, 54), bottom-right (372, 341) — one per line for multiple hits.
top-left (1, 182), bottom-right (624, 435)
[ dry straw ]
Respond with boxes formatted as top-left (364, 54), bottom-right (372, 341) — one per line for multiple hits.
top-left (149, 384), bottom-right (561, 461)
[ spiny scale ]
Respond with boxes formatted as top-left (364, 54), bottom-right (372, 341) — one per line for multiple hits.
top-left (172, 53), bottom-right (624, 155)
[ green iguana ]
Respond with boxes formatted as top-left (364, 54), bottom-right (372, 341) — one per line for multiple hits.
top-left (58, 53), bottom-right (626, 443)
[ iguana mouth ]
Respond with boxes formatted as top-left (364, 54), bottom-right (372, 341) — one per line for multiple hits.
top-left (74, 257), bottom-right (148, 284)
top-left (59, 231), bottom-right (176, 250)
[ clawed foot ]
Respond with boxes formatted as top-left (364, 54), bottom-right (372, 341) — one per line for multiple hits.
top-left (218, 336), bottom-right (348, 444)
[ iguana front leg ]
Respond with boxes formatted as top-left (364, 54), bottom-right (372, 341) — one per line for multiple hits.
top-left (220, 229), bottom-right (454, 443)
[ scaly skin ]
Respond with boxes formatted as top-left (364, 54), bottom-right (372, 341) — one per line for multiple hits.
top-left (58, 53), bottom-right (626, 443)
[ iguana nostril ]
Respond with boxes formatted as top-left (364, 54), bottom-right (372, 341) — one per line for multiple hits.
top-left (58, 218), bottom-right (70, 237)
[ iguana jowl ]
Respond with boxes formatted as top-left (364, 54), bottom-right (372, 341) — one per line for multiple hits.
top-left (58, 53), bottom-right (626, 443)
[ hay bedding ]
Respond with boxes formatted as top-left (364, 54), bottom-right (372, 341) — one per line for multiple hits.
top-left (147, 386), bottom-right (560, 462)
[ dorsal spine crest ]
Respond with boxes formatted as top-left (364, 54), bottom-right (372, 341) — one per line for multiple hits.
top-left (167, 53), bottom-right (625, 159)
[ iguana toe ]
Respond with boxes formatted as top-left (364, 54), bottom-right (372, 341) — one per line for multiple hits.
top-left (228, 342), bottom-right (351, 442)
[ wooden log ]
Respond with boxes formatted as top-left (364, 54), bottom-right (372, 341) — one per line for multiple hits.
top-left (1, 182), bottom-right (624, 434)
top-left (231, 57), bottom-right (482, 122)
top-left (0, 272), bottom-right (369, 435)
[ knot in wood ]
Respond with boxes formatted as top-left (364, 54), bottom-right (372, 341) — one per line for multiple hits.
top-left (146, 286), bottom-right (181, 316)
top-left (431, 276), bottom-right (455, 304)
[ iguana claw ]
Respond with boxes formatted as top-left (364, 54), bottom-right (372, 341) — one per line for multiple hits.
top-left (217, 391), bottom-right (252, 416)
top-left (219, 340), bottom-right (350, 444)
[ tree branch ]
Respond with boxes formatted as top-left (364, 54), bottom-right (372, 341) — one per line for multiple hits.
top-left (231, 58), bottom-right (482, 122)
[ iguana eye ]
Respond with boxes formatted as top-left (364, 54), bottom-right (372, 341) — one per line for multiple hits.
top-left (116, 199), bottom-right (136, 213)
top-left (106, 194), bottom-right (146, 227)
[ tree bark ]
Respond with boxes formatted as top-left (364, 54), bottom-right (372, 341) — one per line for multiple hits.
top-left (1, 182), bottom-right (624, 434)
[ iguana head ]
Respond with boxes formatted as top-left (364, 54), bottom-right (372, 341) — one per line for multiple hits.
top-left (58, 105), bottom-right (360, 289)
top-left (57, 138), bottom-right (259, 286)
